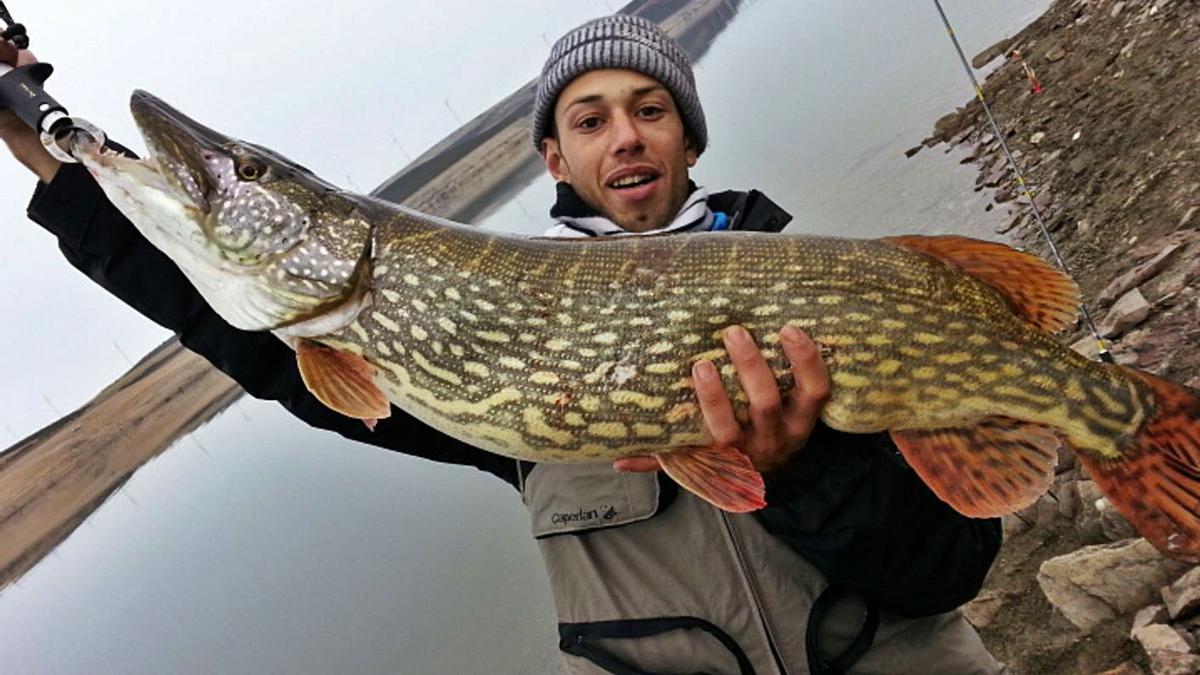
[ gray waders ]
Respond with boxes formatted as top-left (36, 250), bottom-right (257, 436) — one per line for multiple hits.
top-left (520, 462), bottom-right (1009, 675)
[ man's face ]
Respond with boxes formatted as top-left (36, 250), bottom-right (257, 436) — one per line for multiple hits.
top-left (542, 69), bottom-right (698, 233)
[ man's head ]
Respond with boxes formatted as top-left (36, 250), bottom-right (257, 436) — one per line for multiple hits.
top-left (532, 15), bottom-right (707, 232)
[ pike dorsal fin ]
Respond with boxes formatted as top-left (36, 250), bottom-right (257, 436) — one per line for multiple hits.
top-left (296, 339), bottom-right (391, 429)
top-left (890, 417), bottom-right (1061, 517)
top-left (883, 235), bottom-right (1080, 333)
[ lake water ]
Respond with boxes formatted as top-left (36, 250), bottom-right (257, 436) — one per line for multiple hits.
top-left (0, 1), bottom-right (1049, 673)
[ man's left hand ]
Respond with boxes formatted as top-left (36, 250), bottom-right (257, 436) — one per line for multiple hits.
top-left (614, 325), bottom-right (831, 474)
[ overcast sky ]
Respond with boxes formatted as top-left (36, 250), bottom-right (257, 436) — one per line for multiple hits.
top-left (0, 0), bottom-right (619, 442)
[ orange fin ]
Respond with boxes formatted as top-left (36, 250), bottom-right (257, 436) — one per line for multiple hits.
top-left (1076, 369), bottom-right (1200, 563)
top-left (654, 445), bottom-right (766, 513)
top-left (883, 235), bottom-right (1080, 333)
top-left (296, 339), bottom-right (392, 424)
top-left (891, 417), bottom-right (1061, 517)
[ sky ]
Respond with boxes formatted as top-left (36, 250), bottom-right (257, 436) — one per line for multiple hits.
top-left (0, 0), bottom-right (621, 443)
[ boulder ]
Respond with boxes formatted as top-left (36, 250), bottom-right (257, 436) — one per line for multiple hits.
top-left (1100, 288), bottom-right (1151, 338)
top-left (971, 36), bottom-right (1016, 69)
top-left (962, 589), bottom-right (1006, 629)
top-left (1132, 624), bottom-right (1195, 654)
top-left (1144, 651), bottom-right (1200, 675)
top-left (1037, 539), bottom-right (1191, 631)
top-left (1132, 604), bottom-right (1170, 633)
top-left (1099, 243), bottom-right (1184, 305)
top-left (1162, 567), bottom-right (1200, 621)
top-left (1045, 45), bottom-right (1067, 62)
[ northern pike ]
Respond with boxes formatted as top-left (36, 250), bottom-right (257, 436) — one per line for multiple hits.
top-left (74, 91), bottom-right (1200, 562)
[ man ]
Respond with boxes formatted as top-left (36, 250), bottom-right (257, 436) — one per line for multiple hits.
top-left (1, 15), bottom-right (1005, 674)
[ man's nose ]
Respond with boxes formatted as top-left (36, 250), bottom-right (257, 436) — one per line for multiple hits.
top-left (609, 111), bottom-right (644, 155)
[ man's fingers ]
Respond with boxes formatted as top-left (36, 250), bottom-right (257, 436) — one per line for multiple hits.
top-left (692, 359), bottom-right (741, 448)
top-left (779, 326), bottom-right (831, 436)
top-left (722, 325), bottom-right (782, 447)
top-left (613, 456), bottom-right (660, 473)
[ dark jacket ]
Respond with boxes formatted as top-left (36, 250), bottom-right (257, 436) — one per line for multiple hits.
top-left (27, 163), bottom-right (1000, 618)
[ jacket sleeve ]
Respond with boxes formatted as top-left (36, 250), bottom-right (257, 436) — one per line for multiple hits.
top-left (757, 422), bottom-right (1001, 617)
top-left (26, 162), bottom-right (519, 486)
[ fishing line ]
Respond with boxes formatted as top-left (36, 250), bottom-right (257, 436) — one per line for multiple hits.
top-left (931, 0), bottom-right (1114, 364)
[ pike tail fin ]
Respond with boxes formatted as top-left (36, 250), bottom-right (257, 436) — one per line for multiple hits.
top-left (1076, 370), bottom-right (1200, 563)
top-left (655, 445), bottom-right (766, 513)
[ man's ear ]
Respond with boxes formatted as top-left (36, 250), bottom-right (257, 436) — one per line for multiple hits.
top-left (684, 136), bottom-right (699, 168)
top-left (542, 137), bottom-right (571, 183)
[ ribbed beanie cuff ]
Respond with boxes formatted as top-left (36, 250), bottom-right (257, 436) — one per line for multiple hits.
top-left (531, 14), bottom-right (707, 155)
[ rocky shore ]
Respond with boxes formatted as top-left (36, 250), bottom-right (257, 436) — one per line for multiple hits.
top-left (916, 1), bottom-right (1200, 672)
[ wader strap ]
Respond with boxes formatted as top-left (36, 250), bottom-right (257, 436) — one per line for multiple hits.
top-left (559, 616), bottom-right (756, 675)
top-left (805, 585), bottom-right (879, 675)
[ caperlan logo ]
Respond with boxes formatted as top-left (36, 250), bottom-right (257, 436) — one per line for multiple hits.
top-left (551, 505), bottom-right (618, 525)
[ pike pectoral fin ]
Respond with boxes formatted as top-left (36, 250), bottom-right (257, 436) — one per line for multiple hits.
top-left (890, 417), bottom-right (1060, 517)
top-left (883, 235), bottom-right (1080, 333)
top-left (654, 445), bottom-right (766, 513)
top-left (296, 339), bottom-right (392, 427)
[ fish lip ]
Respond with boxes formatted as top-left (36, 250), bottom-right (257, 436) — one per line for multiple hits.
top-left (129, 89), bottom-right (231, 215)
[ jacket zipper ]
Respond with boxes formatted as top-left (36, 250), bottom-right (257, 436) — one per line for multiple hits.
top-left (721, 512), bottom-right (791, 675)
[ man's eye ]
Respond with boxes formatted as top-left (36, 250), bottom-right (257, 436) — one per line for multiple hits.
top-left (638, 106), bottom-right (665, 118)
top-left (577, 117), bottom-right (602, 130)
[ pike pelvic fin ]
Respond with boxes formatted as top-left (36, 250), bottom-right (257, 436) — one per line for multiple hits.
top-left (890, 417), bottom-right (1060, 517)
top-left (1076, 370), bottom-right (1200, 563)
top-left (654, 445), bottom-right (766, 513)
top-left (883, 235), bottom-right (1080, 333)
top-left (296, 339), bottom-right (392, 429)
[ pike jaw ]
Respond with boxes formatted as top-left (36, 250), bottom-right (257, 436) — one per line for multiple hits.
top-left (76, 90), bottom-right (373, 333)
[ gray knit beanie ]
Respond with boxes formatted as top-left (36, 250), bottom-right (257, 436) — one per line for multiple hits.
top-left (531, 14), bottom-right (707, 155)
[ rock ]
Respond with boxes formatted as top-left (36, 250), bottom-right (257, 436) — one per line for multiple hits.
top-left (1132, 604), bottom-right (1171, 633)
top-left (1030, 131), bottom-right (1047, 145)
top-left (1037, 539), bottom-right (1191, 631)
top-left (1077, 219), bottom-right (1093, 235)
top-left (904, 144), bottom-right (923, 158)
top-left (1033, 189), bottom-right (1055, 211)
top-left (1003, 512), bottom-right (1032, 537)
top-left (1099, 244), bottom-right (1185, 305)
top-left (1111, 1), bottom-right (1126, 18)
top-left (1045, 45), bottom-right (1067, 62)
top-left (1163, 567), bottom-right (1200, 620)
top-left (962, 589), bottom-right (1006, 629)
top-left (934, 111), bottom-right (968, 141)
top-left (1095, 662), bottom-right (1144, 675)
top-left (1021, 493), bottom-right (1062, 526)
top-left (1180, 206), bottom-right (1198, 228)
top-left (972, 36), bottom-right (1015, 69)
top-left (1144, 651), bottom-right (1200, 675)
top-left (983, 167), bottom-right (1008, 188)
top-left (1100, 288), bottom-right (1151, 338)
top-left (1133, 624), bottom-right (1196, 654)
top-left (1097, 496), bottom-right (1138, 542)
top-left (1054, 477), bottom-right (1080, 519)
top-left (1071, 334), bottom-right (1101, 361)
top-left (1055, 441), bottom-right (1077, 475)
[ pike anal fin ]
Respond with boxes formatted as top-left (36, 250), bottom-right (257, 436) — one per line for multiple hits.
top-left (1077, 370), bottom-right (1200, 563)
top-left (296, 339), bottom-right (392, 427)
top-left (655, 445), bottom-right (766, 513)
top-left (890, 417), bottom-right (1061, 518)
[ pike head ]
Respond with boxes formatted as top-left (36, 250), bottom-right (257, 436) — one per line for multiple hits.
top-left (77, 90), bottom-right (373, 333)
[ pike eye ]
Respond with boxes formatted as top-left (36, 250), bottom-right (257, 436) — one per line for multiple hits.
top-left (236, 157), bottom-right (266, 181)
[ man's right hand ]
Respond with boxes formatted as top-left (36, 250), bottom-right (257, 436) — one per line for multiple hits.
top-left (0, 42), bottom-right (62, 183)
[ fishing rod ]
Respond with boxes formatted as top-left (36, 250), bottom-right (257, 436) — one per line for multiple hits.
top-left (0, 1), bottom-right (104, 162)
top-left (931, 0), bottom-right (1114, 364)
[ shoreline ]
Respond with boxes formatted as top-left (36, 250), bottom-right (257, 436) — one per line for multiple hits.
top-left (916, 1), bottom-right (1200, 672)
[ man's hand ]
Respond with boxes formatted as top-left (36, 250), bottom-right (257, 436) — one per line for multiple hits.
top-left (0, 43), bottom-right (62, 183)
top-left (614, 325), bottom-right (831, 474)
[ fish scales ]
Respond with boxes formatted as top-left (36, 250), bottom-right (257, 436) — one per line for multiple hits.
top-left (313, 215), bottom-right (1144, 463)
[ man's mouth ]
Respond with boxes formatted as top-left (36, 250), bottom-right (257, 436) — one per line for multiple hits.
top-left (607, 172), bottom-right (660, 190)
